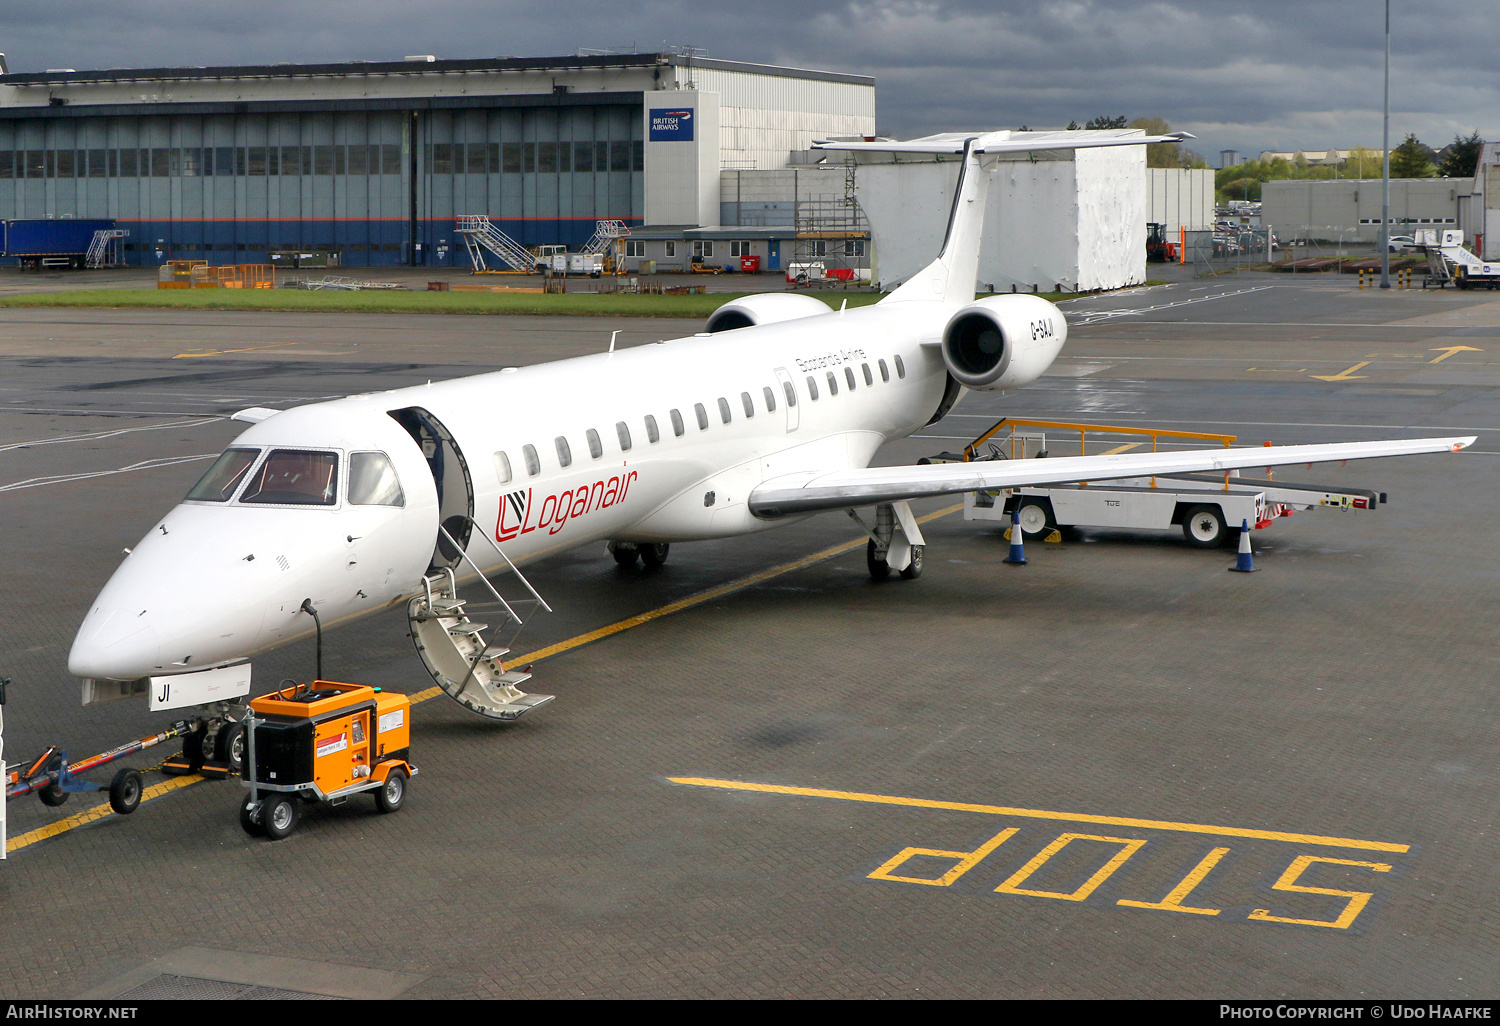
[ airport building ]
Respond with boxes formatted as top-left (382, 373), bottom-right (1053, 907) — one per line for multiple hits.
top-left (0, 53), bottom-right (874, 266)
top-left (1262, 177), bottom-right (1473, 243)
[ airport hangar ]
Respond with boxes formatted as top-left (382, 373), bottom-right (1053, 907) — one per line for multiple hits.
top-left (0, 52), bottom-right (874, 267)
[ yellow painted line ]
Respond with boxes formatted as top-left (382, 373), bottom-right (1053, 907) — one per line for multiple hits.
top-left (1097, 442), bottom-right (1142, 455)
top-left (1310, 361), bottom-right (1370, 382)
top-left (1429, 345), bottom-right (1483, 364)
top-left (412, 503), bottom-right (964, 707)
top-left (6, 774), bottom-right (204, 854)
top-left (667, 777), bottom-right (1411, 855)
top-left (173, 342), bottom-right (298, 359)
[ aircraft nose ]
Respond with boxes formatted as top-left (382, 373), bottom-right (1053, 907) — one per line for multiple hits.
top-left (68, 606), bottom-right (162, 680)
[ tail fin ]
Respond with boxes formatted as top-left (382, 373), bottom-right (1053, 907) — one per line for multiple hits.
top-left (813, 129), bottom-right (1194, 305)
top-left (883, 138), bottom-right (987, 305)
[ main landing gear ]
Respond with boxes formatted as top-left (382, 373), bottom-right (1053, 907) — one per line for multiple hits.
top-left (850, 501), bottom-right (926, 581)
top-left (607, 541), bottom-right (670, 568)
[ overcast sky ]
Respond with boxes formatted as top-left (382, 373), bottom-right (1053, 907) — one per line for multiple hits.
top-left (5, 0), bottom-right (1496, 163)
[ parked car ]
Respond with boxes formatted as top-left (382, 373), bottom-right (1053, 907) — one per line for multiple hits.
top-left (1387, 235), bottom-right (1416, 252)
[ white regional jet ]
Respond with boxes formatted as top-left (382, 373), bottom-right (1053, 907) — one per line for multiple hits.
top-left (68, 130), bottom-right (1473, 756)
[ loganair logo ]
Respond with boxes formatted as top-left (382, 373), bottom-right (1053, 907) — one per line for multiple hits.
top-left (496, 470), bottom-right (639, 541)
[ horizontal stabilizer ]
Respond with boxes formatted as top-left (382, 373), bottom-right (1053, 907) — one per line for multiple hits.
top-left (748, 436), bottom-right (1474, 518)
top-left (813, 129), bottom-right (1193, 157)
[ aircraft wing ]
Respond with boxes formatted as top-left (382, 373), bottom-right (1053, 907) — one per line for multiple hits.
top-left (747, 437), bottom-right (1475, 518)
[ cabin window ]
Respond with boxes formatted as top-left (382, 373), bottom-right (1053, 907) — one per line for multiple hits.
top-left (586, 428), bottom-right (603, 459)
top-left (826, 371), bottom-right (838, 396)
top-left (240, 449), bottom-right (339, 506)
top-left (555, 436), bottom-right (572, 468)
top-left (895, 355), bottom-right (906, 379)
top-left (670, 409), bottom-right (685, 436)
top-left (348, 452), bottom-right (405, 507)
top-left (782, 381), bottom-right (796, 407)
top-left (806, 376), bottom-right (819, 400)
top-left (741, 391), bottom-right (755, 418)
top-left (492, 451), bottom-right (512, 485)
top-left (616, 421), bottom-right (632, 451)
top-left (645, 414), bottom-right (660, 443)
top-left (718, 397), bottom-right (732, 424)
top-left (695, 403), bottom-right (709, 430)
top-left (845, 367), bottom-right (857, 391)
top-left (185, 447), bottom-right (259, 502)
top-left (763, 386), bottom-right (776, 412)
top-left (523, 444), bottom-right (540, 476)
top-left (878, 359), bottom-right (890, 382)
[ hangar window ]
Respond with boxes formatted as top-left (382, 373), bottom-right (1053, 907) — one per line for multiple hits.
top-left (574, 142), bottom-right (593, 172)
top-left (633, 141), bottom-right (644, 171)
top-left (616, 422), bottom-right (632, 451)
top-left (862, 363), bottom-right (873, 386)
top-left (381, 145), bottom-right (403, 175)
top-left (216, 147), bottom-right (234, 177)
top-left (894, 355), bottom-right (906, 379)
top-left (88, 149), bottom-right (107, 178)
top-left (493, 451), bottom-right (512, 485)
top-left (878, 359), bottom-right (890, 382)
top-left (845, 367), bottom-right (857, 391)
top-left (595, 141), bottom-right (609, 171)
top-left (695, 403), bottom-right (710, 430)
top-left (241, 450), bottom-right (340, 506)
top-left (826, 371), bottom-right (839, 396)
top-left (806, 376), bottom-right (819, 401)
top-left (346, 145), bottom-right (368, 175)
top-left (151, 148), bottom-right (171, 177)
top-left (280, 146), bottom-right (303, 176)
top-left (348, 452), bottom-right (405, 507)
top-left (523, 444), bottom-right (540, 477)
top-left (431, 144), bottom-right (452, 175)
top-left (741, 392), bottom-right (755, 418)
top-left (523, 143), bottom-right (536, 173)
top-left (718, 397), bottom-right (732, 424)
top-left (246, 147), bottom-right (266, 176)
top-left (0, 153), bottom-right (12, 179)
top-left (185, 448), bottom-right (260, 502)
top-left (763, 386), bottom-right (777, 412)
top-left (502, 143), bottom-right (522, 174)
top-left (555, 435), bottom-right (572, 468)
top-left (669, 409), bottom-right (685, 437)
top-left (610, 140), bottom-right (630, 172)
top-left (586, 428), bottom-right (603, 459)
top-left (644, 414), bottom-right (660, 443)
top-left (468, 144), bottom-right (488, 175)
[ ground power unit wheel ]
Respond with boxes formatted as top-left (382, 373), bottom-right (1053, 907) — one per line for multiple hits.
top-left (262, 795), bottom-right (299, 840)
top-left (375, 768), bottom-right (407, 814)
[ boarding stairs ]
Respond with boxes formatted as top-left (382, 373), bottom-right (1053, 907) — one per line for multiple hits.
top-left (455, 215), bottom-right (536, 273)
top-left (85, 229), bottom-right (129, 269)
top-left (406, 518), bottom-right (554, 721)
top-left (580, 219), bottom-right (630, 256)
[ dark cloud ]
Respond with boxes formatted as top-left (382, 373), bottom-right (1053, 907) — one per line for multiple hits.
top-left (4, 0), bottom-right (1495, 158)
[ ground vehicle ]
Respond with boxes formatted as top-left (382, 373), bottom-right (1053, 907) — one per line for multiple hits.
top-left (1387, 235), bottom-right (1416, 253)
top-left (1146, 223), bottom-right (1179, 262)
top-left (1, 218), bottom-right (117, 269)
top-left (239, 680), bottom-right (415, 840)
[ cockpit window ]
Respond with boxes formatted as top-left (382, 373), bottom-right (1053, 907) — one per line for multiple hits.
top-left (240, 449), bottom-right (340, 505)
top-left (348, 451), bottom-right (405, 507)
top-left (185, 448), bottom-right (260, 502)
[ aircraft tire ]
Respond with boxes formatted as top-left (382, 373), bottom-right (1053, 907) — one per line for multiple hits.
top-left (610, 543), bottom-right (639, 567)
top-left (640, 543), bottom-right (670, 569)
top-left (866, 540), bottom-right (892, 581)
top-left (217, 722), bottom-right (246, 776)
top-left (108, 768), bottom-right (143, 815)
top-left (900, 545), bottom-right (925, 580)
top-left (262, 795), bottom-right (298, 840)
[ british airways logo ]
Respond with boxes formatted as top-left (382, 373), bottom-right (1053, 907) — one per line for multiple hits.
top-left (496, 470), bottom-right (639, 541)
top-left (649, 108), bottom-right (694, 142)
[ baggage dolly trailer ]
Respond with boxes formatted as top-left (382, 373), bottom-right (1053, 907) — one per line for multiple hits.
top-left (934, 419), bottom-right (1384, 547)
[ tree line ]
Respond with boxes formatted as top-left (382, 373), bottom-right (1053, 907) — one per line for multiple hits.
top-left (1216, 131), bottom-right (1484, 202)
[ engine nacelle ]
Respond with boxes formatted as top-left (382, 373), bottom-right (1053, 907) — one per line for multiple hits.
top-left (940, 294), bottom-right (1067, 391)
top-left (704, 292), bottom-right (832, 333)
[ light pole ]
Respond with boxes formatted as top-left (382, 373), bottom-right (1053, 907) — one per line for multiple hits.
top-left (1380, 0), bottom-right (1391, 288)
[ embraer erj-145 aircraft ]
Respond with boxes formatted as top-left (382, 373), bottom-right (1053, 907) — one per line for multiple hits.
top-left (68, 130), bottom-right (1473, 750)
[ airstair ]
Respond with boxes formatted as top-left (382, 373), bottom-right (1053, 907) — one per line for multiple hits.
top-left (580, 219), bottom-right (630, 255)
top-left (406, 518), bottom-right (555, 721)
top-left (455, 215), bottom-right (537, 273)
top-left (85, 228), bottom-right (129, 269)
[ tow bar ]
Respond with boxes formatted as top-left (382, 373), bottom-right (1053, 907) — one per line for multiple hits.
top-left (6, 719), bottom-right (200, 816)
